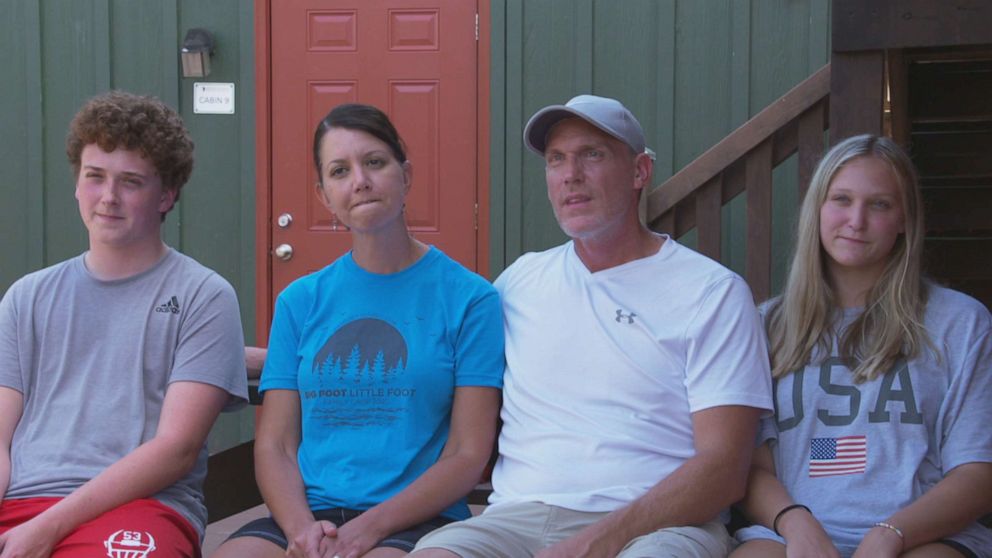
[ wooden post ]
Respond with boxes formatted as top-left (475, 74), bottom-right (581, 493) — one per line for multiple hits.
top-left (696, 175), bottom-right (723, 261)
top-left (798, 101), bottom-right (826, 201)
top-left (886, 48), bottom-right (911, 147)
top-left (829, 50), bottom-right (885, 144)
top-left (746, 140), bottom-right (773, 302)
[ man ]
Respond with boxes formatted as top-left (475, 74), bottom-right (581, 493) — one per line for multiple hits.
top-left (0, 91), bottom-right (248, 557)
top-left (412, 95), bottom-right (773, 557)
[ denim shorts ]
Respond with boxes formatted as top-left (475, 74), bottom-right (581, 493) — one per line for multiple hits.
top-left (227, 507), bottom-right (453, 552)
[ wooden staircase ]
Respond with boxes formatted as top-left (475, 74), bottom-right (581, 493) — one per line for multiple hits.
top-left (645, 65), bottom-right (830, 303)
top-left (646, 53), bottom-right (992, 312)
top-left (907, 48), bottom-right (992, 310)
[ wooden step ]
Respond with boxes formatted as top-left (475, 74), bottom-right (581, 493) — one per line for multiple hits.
top-left (920, 175), bottom-right (992, 189)
top-left (923, 187), bottom-right (992, 236)
top-left (909, 59), bottom-right (992, 124)
top-left (910, 125), bottom-right (992, 178)
top-left (924, 238), bottom-right (992, 310)
top-left (925, 238), bottom-right (992, 279)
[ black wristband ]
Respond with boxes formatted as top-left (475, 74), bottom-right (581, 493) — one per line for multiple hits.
top-left (772, 504), bottom-right (811, 536)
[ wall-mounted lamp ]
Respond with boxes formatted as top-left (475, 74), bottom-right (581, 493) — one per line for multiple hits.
top-left (181, 28), bottom-right (214, 78)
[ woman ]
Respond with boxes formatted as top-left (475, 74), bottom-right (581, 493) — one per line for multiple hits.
top-left (732, 135), bottom-right (992, 558)
top-left (213, 104), bottom-right (503, 558)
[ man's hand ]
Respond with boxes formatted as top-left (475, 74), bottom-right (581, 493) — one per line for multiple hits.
top-left (534, 528), bottom-right (620, 558)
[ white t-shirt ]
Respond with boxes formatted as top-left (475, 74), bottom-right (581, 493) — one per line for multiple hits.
top-left (489, 236), bottom-right (774, 512)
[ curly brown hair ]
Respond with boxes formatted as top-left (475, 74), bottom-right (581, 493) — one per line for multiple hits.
top-left (66, 91), bottom-right (194, 210)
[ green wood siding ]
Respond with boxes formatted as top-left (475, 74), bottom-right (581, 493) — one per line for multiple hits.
top-left (489, 0), bottom-right (832, 287)
top-left (1, 0), bottom-right (831, 453)
top-left (0, 0), bottom-right (256, 452)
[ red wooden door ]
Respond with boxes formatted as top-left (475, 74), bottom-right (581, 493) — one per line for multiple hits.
top-left (268, 0), bottom-right (480, 304)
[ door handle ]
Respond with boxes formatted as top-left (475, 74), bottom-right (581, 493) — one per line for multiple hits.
top-left (274, 243), bottom-right (294, 261)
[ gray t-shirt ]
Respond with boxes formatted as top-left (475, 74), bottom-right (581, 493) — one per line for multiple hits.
top-left (737, 286), bottom-right (992, 556)
top-left (0, 249), bottom-right (248, 536)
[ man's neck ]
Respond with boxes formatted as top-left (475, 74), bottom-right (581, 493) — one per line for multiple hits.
top-left (574, 226), bottom-right (664, 273)
top-left (84, 240), bottom-right (168, 281)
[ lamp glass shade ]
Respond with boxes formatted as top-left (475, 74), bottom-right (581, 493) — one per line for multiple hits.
top-left (181, 51), bottom-right (210, 78)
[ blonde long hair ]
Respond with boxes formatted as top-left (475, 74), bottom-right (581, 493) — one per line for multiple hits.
top-left (766, 135), bottom-right (930, 382)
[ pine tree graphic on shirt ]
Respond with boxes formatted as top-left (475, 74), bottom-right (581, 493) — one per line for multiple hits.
top-left (313, 318), bottom-right (408, 384)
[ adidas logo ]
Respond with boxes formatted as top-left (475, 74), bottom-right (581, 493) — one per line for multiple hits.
top-left (155, 296), bottom-right (180, 315)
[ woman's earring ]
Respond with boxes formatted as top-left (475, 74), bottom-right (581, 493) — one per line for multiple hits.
top-left (332, 213), bottom-right (338, 232)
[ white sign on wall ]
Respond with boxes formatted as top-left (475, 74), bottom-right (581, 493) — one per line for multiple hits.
top-left (193, 82), bottom-right (235, 114)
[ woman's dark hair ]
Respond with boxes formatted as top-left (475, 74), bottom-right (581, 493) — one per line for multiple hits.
top-left (312, 103), bottom-right (407, 186)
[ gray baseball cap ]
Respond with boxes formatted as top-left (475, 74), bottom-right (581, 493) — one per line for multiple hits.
top-left (523, 94), bottom-right (646, 156)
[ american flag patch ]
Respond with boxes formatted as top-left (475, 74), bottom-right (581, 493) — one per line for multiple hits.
top-left (809, 435), bottom-right (867, 477)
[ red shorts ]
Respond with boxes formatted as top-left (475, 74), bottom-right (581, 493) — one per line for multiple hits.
top-left (0, 497), bottom-right (200, 558)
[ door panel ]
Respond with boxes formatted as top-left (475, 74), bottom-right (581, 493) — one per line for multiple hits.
top-left (269, 0), bottom-right (479, 301)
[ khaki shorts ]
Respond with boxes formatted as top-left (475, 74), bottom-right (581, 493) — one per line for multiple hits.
top-left (413, 501), bottom-right (733, 557)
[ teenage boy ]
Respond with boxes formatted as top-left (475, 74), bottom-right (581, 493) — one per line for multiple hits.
top-left (0, 91), bottom-right (248, 557)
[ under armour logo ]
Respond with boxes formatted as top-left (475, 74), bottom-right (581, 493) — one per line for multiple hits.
top-left (615, 309), bottom-right (636, 324)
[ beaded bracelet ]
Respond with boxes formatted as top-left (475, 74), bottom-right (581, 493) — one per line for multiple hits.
top-left (772, 503), bottom-right (811, 536)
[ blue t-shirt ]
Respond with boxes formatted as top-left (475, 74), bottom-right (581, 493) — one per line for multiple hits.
top-left (260, 247), bottom-right (504, 520)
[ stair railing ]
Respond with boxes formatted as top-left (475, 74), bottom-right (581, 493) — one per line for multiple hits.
top-left (645, 64), bottom-right (831, 302)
